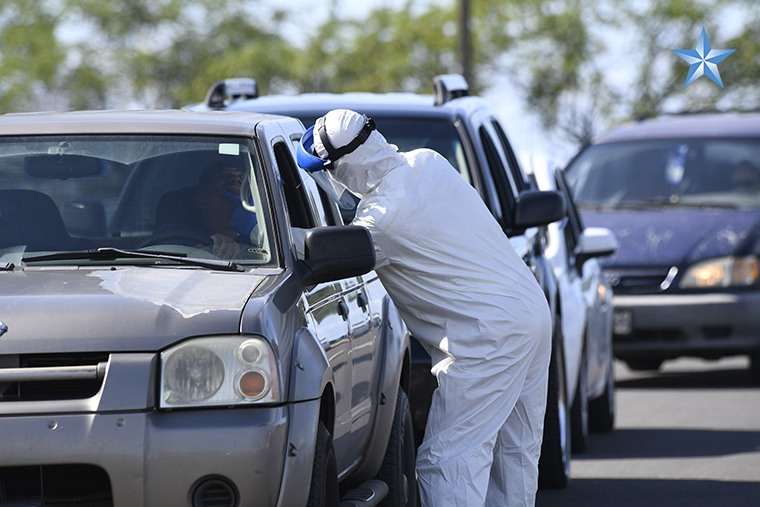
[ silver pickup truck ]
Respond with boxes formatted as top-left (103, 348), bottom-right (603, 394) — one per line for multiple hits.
top-left (0, 110), bottom-right (415, 507)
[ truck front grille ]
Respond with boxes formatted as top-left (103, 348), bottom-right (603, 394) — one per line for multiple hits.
top-left (0, 353), bottom-right (109, 402)
top-left (0, 464), bottom-right (113, 506)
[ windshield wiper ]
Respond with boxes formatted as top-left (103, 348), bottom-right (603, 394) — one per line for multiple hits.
top-left (582, 197), bottom-right (681, 211)
top-left (22, 247), bottom-right (243, 272)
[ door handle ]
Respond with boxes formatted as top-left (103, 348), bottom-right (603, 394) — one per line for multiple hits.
top-left (357, 293), bottom-right (368, 311)
top-left (337, 300), bottom-right (349, 321)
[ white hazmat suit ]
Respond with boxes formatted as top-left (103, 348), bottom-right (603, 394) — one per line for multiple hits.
top-left (303, 109), bottom-right (552, 507)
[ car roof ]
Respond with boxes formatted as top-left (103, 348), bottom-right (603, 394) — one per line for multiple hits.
top-left (189, 91), bottom-right (492, 124)
top-left (595, 113), bottom-right (760, 144)
top-left (0, 109), bottom-right (293, 137)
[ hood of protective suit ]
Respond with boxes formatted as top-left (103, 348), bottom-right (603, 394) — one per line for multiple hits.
top-left (313, 109), bottom-right (406, 197)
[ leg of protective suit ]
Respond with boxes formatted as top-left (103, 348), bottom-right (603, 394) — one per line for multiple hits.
top-left (485, 330), bottom-right (551, 506)
top-left (416, 325), bottom-right (548, 507)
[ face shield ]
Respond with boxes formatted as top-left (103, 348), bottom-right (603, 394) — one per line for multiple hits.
top-left (296, 115), bottom-right (375, 209)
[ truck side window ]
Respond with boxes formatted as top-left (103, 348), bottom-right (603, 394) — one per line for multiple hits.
top-left (273, 141), bottom-right (316, 229)
top-left (289, 137), bottom-right (344, 226)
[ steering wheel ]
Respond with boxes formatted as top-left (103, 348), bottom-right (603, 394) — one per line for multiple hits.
top-left (138, 224), bottom-right (213, 249)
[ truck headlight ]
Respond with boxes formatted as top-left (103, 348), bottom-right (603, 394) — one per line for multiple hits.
top-left (679, 256), bottom-right (759, 288)
top-left (160, 336), bottom-right (281, 408)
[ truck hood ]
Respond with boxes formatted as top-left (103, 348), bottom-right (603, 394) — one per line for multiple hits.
top-left (581, 208), bottom-right (760, 267)
top-left (0, 267), bottom-right (267, 354)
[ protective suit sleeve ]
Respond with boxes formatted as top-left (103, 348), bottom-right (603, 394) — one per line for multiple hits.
top-left (351, 197), bottom-right (396, 269)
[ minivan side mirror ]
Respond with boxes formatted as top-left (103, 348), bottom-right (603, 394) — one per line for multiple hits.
top-left (299, 226), bottom-right (376, 285)
top-left (513, 190), bottom-right (566, 232)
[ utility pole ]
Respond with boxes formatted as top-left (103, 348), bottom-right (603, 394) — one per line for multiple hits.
top-left (459, 0), bottom-right (473, 87)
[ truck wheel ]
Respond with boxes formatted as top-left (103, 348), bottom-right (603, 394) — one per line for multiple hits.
top-left (377, 388), bottom-right (418, 506)
top-left (307, 421), bottom-right (339, 507)
top-left (538, 324), bottom-right (571, 489)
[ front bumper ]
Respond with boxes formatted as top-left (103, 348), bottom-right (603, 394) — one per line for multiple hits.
top-left (0, 407), bottom-right (291, 506)
top-left (612, 291), bottom-right (760, 360)
top-left (0, 351), bottom-right (321, 507)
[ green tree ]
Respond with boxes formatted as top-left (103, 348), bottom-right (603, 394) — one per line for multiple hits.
top-left (0, 0), bottom-right (298, 111)
top-left (0, 1), bottom-right (66, 112)
top-left (298, 3), bottom-right (462, 94)
top-left (493, 0), bottom-right (759, 147)
top-left (0, 0), bottom-right (758, 156)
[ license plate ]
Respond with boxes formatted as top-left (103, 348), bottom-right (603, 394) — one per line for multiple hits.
top-left (614, 310), bottom-right (633, 335)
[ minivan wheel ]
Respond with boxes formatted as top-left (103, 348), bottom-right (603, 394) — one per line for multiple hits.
top-left (750, 352), bottom-right (760, 385)
top-left (625, 358), bottom-right (663, 371)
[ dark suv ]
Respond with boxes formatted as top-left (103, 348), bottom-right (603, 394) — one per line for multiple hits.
top-left (564, 112), bottom-right (760, 383)
top-left (187, 75), bottom-right (572, 487)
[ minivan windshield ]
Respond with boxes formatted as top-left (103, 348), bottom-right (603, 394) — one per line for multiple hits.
top-left (564, 138), bottom-right (760, 210)
top-left (0, 135), bottom-right (274, 267)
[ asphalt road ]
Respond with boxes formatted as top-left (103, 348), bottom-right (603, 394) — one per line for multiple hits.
top-left (536, 356), bottom-right (760, 507)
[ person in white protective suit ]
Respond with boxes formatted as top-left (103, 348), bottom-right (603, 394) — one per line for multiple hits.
top-left (296, 108), bottom-right (553, 507)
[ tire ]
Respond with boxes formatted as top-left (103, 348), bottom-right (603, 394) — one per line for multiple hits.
top-left (750, 352), bottom-right (760, 385)
top-left (377, 388), bottom-right (419, 507)
top-left (307, 421), bottom-right (340, 507)
top-left (538, 324), bottom-right (571, 489)
top-left (589, 355), bottom-right (616, 432)
top-left (570, 347), bottom-right (589, 453)
top-left (625, 358), bottom-right (663, 371)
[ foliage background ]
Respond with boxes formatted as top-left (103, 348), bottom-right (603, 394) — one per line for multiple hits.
top-left (0, 0), bottom-right (758, 163)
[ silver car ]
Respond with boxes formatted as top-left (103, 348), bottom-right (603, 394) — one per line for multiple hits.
top-left (530, 164), bottom-right (619, 453)
top-left (0, 110), bottom-right (415, 506)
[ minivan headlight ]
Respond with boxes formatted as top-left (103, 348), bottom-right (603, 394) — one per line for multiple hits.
top-left (160, 336), bottom-right (281, 408)
top-left (679, 256), bottom-right (759, 288)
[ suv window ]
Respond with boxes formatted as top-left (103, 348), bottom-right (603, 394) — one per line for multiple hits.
top-left (491, 119), bottom-right (527, 193)
top-left (477, 126), bottom-right (507, 223)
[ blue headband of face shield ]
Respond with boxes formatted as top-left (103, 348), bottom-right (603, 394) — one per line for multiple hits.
top-left (296, 125), bottom-right (330, 172)
top-left (296, 115), bottom-right (376, 173)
